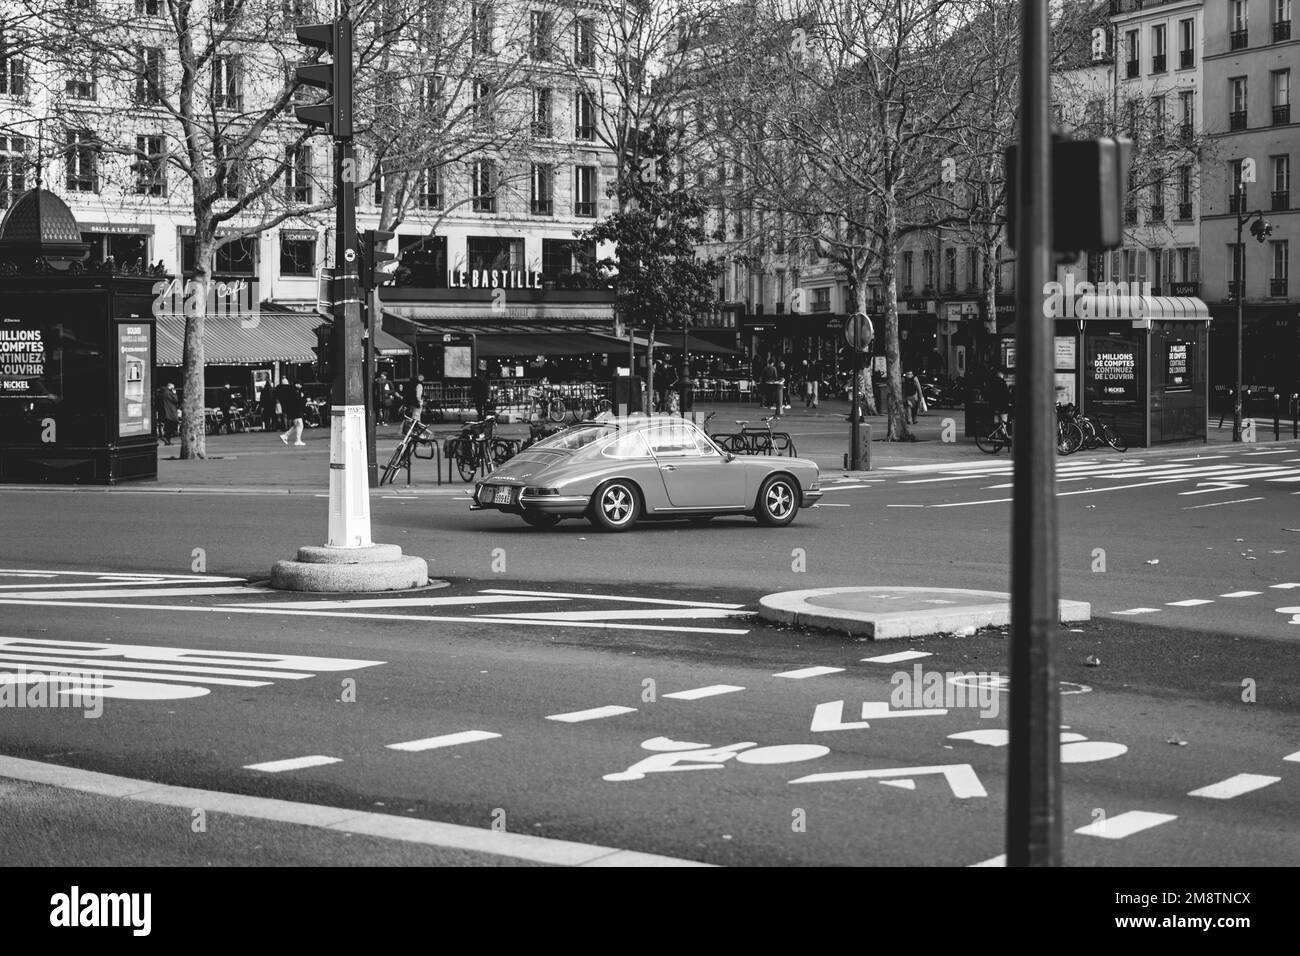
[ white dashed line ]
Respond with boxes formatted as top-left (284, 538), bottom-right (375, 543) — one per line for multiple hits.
top-left (1183, 497), bottom-right (1265, 510)
top-left (1075, 811), bottom-right (1178, 839)
top-left (1166, 599), bottom-right (1214, 607)
top-left (1284, 751), bottom-right (1300, 762)
top-left (662, 685), bottom-right (745, 700)
top-left (861, 650), bottom-right (933, 664)
top-left (244, 755), bottom-right (342, 773)
top-left (386, 730), bottom-right (501, 752)
top-left (545, 705), bottom-right (637, 723)
top-left (1270, 583), bottom-right (1300, 589)
top-left (1188, 773), bottom-right (1281, 799)
top-left (1220, 591), bottom-right (1262, 598)
top-left (1112, 608), bottom-right (1161, 615)
top-left (774, 666), bottom-right (846, 679)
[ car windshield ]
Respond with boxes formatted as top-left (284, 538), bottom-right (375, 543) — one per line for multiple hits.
top-left (530, 423), bottom-right (618, 451)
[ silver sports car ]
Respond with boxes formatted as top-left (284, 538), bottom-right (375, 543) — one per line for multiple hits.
top-left (470, 415), bottom-right (822, 531)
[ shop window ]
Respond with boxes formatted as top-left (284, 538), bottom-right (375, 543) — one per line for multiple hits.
top-left (181, 235), bottom-right (258, 277)
top-left (280, 236), bottom-right (316, 277)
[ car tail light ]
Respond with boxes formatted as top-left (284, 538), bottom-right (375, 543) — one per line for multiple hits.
top-left (524, 487), bottom-right (559, 496)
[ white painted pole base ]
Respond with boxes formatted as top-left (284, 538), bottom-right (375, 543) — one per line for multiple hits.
top-left (328, 404), bottom-right (373, 549)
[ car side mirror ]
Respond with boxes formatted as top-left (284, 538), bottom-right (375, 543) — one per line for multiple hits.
top-left (725, 451), bottom-right (736, 463)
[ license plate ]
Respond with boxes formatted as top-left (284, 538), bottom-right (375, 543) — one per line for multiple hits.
top-left (494, 486), bottom-right (513, 505)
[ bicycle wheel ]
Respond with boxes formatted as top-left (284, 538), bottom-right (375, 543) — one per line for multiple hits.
top-left (490, 439), bottom-right (515, 465)
top-left (456, 447), bottom-right (478, 482)
top-left (1102, 424), bottom-right (1128, 452)
top-left (380, 438), bottom-right (411, 485)
top-left (547, 398), bottom-right (566, 423)
top-left (976, 428), bottom-right (1008, 454)
top-left (1056, 421), bottom-right (1083, 456)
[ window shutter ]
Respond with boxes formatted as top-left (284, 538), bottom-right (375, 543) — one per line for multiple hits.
top-left (1110, 250), bottom-right (1122, 281)
top-left (1137, 249), bottom-right (1148, 284)
top-left (1189, 248), bottom-right (1200, 281)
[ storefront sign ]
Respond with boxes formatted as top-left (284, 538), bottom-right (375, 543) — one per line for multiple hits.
top-left (1165, 340), bottom-right (1191, 392)
top-left (447, 269), bottom-right (544, 290)
top-left (116, 323), bottom-right (152, 436)
top-left (1054, 336), bottom-right (1077, 370)
top-left (0, 317), bottom-right (51, 399)
top-left (81, 223), bottom-right (156, 235)
top-left (1169, 282), bottom-right (1199, 297)
top-left (1090, 341), bottom-right (1138, 402)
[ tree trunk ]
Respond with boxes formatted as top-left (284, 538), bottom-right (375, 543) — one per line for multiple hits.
top-left (879, 221), bottom-right (911, 442)
top-left (979, 236), bottom-right (1000, 374)
top-left (850, 278), bottom-right (878, 415)
top-left (179, 247), bottom-right (210, 460)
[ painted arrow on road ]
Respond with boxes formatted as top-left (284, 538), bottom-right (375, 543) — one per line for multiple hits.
top-left (809, 700), bottom-right (949, 732)
top-left (789, 764), bottom-right (987, 798)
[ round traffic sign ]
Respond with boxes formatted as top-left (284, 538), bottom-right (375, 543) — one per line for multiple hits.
top-left (344, 249), bottom-right (357, 262)
top-left (845, 312), bottom-right (873, 351)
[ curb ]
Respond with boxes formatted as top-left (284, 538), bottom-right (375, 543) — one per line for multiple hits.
top-left (758, 586), bottom-right (1092, 639)
top-left (0, 755), bottom-right (713, 868)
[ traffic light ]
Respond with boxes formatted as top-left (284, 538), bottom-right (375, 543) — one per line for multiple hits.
top-left (294, 19), bottom-right (352, 138)
top-left (312, 321), bottom-right (337, 383)
top-left (359, 229), bottom-right (396, 289)
top-left (1250, 218), bottom-right (1274, 243)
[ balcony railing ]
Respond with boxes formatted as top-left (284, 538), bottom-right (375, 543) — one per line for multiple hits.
top-left (531, 121), bottom-right (553, 138)
top-left (1180, 49), bottom-right (1194, 68)
top-left (1151, 53), bottom-right (1166, 73)
top-left (1272, 190), bottom-right (1290, 210)
top-left (1125, 60), bottom-right (1140, 79)
top-left (1228, 280), bottom-right (1242, 298)
top-left (1275, 20), bottom-right (1291, 41)
top-left (1270, 277), bottom-right (1289, 296)
top-left (1177, 201), bottom-right (1193, 219)
top-left (530, 199), bottom-right (553, 215)
top-left (1149, 204), bottom-right (1165, 220)
top-left (574, 200), bottom-right (596, 217)
top-left (1274, 104), bottom-right (1291, 124)
top-left (1230, 29), bottom-right (1249, 50)
top-left (1229, 110), bottom-right (1248, 130)
top-left (574, 124), bottom-right (595, 140)
top-left (213, 93), bottom-right (242, 111)
top-left (810, 300), bottom-right (831, 313)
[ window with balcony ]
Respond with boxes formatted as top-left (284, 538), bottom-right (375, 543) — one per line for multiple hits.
top-left (285, 146), bottom-right (311, 203)
top-left (902, 251), bottom-right (914, 292)
top-left (575, 165), bottom-right (596, 217)
top-left (1270, 240), bottom-right (1289, 295)
top-left (574, 90), bottom-right (595, 140)
top-left (1177, 165), bottom-right (1193, 219)
top-left (471, 3), bottom-right (494, 56)
top-left (810, 288), bottom-right (831, 312)
top-left (471, 159), bottom-right (497, 213)
top-left (574, 16), bottom-right (594, 67)
top-left (1124, 29), bottom-right (1139, 77)
top-left (1273, 70), bottom-right (1291, 124)
top-left (1273, 155), bottom-right (1291, 209)
top-left (1230, 77), bottom-right (1248, 130)
top-left (1150, 175), bottom-right (1165, 220)
top-left (135, 45), bottom-right (162, 105)
top-left (417, 165), bottom-right (442, 209)
top-left (1151, 23), bottom-right (1166, 73)
top-left (0, 24), bottom-right (26, 97)
top-left (1275, 0), bottom-right (1292, 41)
top-left (212, 55), bottom-right (241, 111)
top-left (1231, 0), bottom-right (1249, 48)
top-left (1179, 18), bottom-right (1195, 67)
top-left (943, 247), bottom-right (956, 292)
top-left (529, 10), bottom-right (552, 60)
top-left (65, 129), bottom-right (97, 192)
top-left (0, 135), bottom-right (26, 207)
top-left (922, 250), bottom-right (934, 291)
top-left (132, 134), bottom-right (166, 196)
top-left (530, 162), bottom-right (553, 215)
top-left (531, 86), bottom-right (552, 137)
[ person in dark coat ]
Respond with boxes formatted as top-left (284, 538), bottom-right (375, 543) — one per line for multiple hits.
top-left (160, 383), bottom-right (181, 445)
top-left (277, 378), bottom-right (305, 446)
top-left (470, 373), bottom-right (490, 421)
top-left (260, 380), bottom-right (277, 431)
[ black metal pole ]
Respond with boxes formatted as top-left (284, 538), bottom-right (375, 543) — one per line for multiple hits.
top-left (1006, 0), bottom-right (1061, 867)
top-left (365, 285), bottom-right (378, 487)
top-left (1234, 213), bottom-right (1244, 441)
top-left (849, 351), bottom-right (861, 469)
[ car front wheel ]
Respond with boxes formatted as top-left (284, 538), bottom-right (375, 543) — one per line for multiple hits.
top-left (755, 474), bottom-right (799, 526)
top-left (589, 480), bottom-right (641, 532)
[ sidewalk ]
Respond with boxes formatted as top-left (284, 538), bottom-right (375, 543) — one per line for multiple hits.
top-left (9, 398), bottom-right (1293, 494)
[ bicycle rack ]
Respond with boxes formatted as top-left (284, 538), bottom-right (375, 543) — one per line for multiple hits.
top-left (409, 439), bottom-right (440, 486)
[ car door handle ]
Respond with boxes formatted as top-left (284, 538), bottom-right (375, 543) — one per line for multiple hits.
top-left (660, 464), bottom-right (677, 471)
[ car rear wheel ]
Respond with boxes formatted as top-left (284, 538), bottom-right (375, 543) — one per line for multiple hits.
top-left (755, 474), bottom-right (799, 527)
top-left (521, 512), bottom-right (561, 529)
top-left (589, 480), bottom-right (641, 532)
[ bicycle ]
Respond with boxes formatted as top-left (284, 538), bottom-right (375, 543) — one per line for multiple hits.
top-left (532, 386), bottom-right (568, 423)
top-left (1061, 404), bottom-right (1128, 452)
top-left (731, 417), bottom-right (798, 457)
top-left (380, 408), bottom-right (436, 485)
top-left (976, 415), bottom-right (1013, 454)
top-left (450, 415), bottom-right (498, 482)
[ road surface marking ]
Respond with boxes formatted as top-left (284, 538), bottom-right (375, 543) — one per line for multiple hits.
top-left (480, 588), bottom-right (744, 609)
top-left (929, 498), bottom-right (1013, 508)
top-left (1270, 583), bottom-right (1300, 589)
top-left (774, 666), bottom-right (845, 679)
top-left (1188, 773), bottom-right (1281, 799)
top-left (386, 731), bottom-right (501, 752)
top-left (885, 504), bottom-right (927, 508)
top-left (899, 475), bottom-right (995, 484)
top-left (1220, 591), bottom-right (1262, 598)
top-left (232, 595), bottom-right (568, 610)
top-left (809, 700), bottom-right (872, 732)
top-left (1075, 811), bottom-right (1177, 839)
top-left (1178, 482), bottom-right (1249, 496)
top-left (0, 652), bottom-right (315, 681)
top-left (1112, 608), bottom-right (1161, 615)
top-left (1166, 599), bottom-right (1213, 607)
top-left (789, 764), bottom-right (987, 799)
top-left (662, 685), bottom-right (745, 700)
top-left (812, 503), bottom-right (852, 507)
top-left (0, 586), bottom-right (272, 601)
top-left (493, 608), bottom-right (749, 622)
top-left (860, 701), bottom-right (948, 720)
top-left (1183, 497), bottom-right (1265, 510)
top-left (1168, 456), bottom-right (1229, 462)
top-left (244, 755), bottom-right (342, 773)
top-left (860, 650), bottom-right (933, 664)
top-left (1242, 449), bottom-right (1294, 455)
top-left (969, 854), bottom-right (1006, 867)
top-left (546, 705), bottom-right (637, 723)
top-left (821, 484), bottom-right (872, 491)
top-left (1284, 751), bottom-right (1300, 762)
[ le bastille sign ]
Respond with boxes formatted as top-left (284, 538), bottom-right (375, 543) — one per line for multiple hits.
top-left (448, 269), bottom-right (544, 289)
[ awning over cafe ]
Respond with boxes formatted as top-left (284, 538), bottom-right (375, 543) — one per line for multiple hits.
top-left (602, 332), bottom-right (741, 355)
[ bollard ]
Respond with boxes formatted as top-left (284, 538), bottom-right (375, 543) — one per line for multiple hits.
top-left (848, 422), bottom-right (872, 471)
top-left (1275, 394), bottom-right (1281, 441)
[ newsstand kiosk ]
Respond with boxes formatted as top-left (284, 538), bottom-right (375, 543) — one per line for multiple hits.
top-left (0, 189), bottom-right (159, 483)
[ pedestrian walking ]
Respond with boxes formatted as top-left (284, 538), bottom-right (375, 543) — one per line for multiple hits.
top-left (277, 378), bottom-right (306, 446)
top-left (777, 359), bottom-right (791, 410)
top-left (470, 372), bottom-right (490, 421)
top-left (903, 371), bottom-right (922, 424)
top-left (259, 380), bottom-right (277, 431)
top-left (160, 383), bottom-right (180, 445)
top-left (761, 356), bottom-right (781, 418)
top-left (805, 358), bottom-right (820, 408)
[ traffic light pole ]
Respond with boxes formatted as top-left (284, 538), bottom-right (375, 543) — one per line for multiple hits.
top-left (1006, 0), bottom-right (1061, 867)
top-left (366, 285), bottom-right (378, 487)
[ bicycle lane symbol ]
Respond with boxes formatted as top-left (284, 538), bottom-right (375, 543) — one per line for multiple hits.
top-left (602, 737), bottom-right (830, 782)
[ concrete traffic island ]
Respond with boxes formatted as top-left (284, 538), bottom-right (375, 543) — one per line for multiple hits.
top-left (759, 586), bottom-right (1091, 640)
top-left (270, 543), bottom-right (437, 592)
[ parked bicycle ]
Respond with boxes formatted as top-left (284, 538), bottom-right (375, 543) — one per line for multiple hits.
top-left (1058, 403), bottom-right (1128, 453)
top-left (713, 416), bottom-right (797, 456)
top-left (448, 415), bottom-right (499, 482)
top-left (976, 416), bottom-right (1014, 454)
top-left (380, 408), bottom-right (437, 485)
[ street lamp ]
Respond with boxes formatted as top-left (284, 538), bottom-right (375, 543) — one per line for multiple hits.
top-left (1233, 207), bottom-right (1273, 441)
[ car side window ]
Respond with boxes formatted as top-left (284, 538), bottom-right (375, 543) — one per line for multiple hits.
top-left (684, 423), bottom-right (721, 456)
top-left (645, 422), bottom-right (701, 458)
top-left (601, 431), bottom-right (652, 459)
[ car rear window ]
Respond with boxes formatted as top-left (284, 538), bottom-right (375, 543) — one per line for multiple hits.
top-left (531, 424), bottom-right (617, 451)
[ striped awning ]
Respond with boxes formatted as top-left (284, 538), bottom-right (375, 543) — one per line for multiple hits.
top-left (1071, 295), bottom-right (1211, 327)
top-left (155, 306), bottom-right (323, 366)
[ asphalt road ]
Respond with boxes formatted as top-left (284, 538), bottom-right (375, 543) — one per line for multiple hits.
top-left (0, 440), bottom-right (1297, 866)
